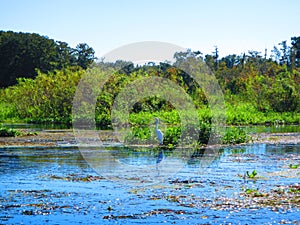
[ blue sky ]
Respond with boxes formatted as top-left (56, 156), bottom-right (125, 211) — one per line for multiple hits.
top-left (1, 0), bottom-right (300, 58)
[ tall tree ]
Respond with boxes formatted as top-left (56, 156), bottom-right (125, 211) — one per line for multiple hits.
top-left (0, 31), bottom-right (58, 87)
top-left (213, 46), bottom-right (219, 70)
top-left (0, 31), bottom-right (97, 87)
top-left (220, 54), bottom-right (239, 69)
top-left (56, 41), bottom-right (77, 69)
top-left (278, 40), bottom-right (290, 66)
top-left (74, 43), bottom-right (96, 69)
top-left (291, 36), bottom-right (300, 68)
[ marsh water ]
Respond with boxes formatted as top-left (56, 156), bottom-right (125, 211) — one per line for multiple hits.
top-left (0, 126), bottom-right (300, 224)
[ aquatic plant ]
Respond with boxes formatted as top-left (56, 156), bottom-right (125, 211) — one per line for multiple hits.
top-left (222, 126), bottom-right (251, 144)
top-left (49, 174), bottom-right (104, 182)
top-left (0, 125), bottom-right (21, 137)
top-left (163, 126), bottom-right (181, 146)
top-left (107, 206), bottom-right (113, 211)
top-left (288, 186), bottom-right (300, 194)
top-left (24, 131), bottom-right (38, 136)
top-left (124, 126), bottom-right (153, 145)
top-left (289, 164), bottom-right (299, 169)
top-left (124, 119), bottom-right (253, 147)
top-left (246, 170), bottom-right (257, 179)
top-left (245, 188), bottom-right (265, 197)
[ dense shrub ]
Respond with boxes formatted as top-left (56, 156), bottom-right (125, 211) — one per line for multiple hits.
top-left (222, 126), bottom-right (251, 144)
top-left (3, 67), bottom-right (84, 124)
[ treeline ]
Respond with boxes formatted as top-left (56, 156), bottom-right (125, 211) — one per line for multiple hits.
top-left (95, 37), bottom-right (300, 114)
top-left (207, 37), bottom-right (300, 113)
top-left (0, 31), bottom-right (96, 87)
top-left (0, 32), bottom-right (299, 127)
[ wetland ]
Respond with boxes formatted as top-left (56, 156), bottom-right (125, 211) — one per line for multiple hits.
top-left (0, 125), bottom-right (299, 224)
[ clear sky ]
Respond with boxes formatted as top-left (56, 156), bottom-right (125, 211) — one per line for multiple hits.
top-left (1, 0), bottom-right (300, 58)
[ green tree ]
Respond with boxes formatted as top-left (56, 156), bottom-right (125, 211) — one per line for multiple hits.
top-left (55, 41), bottom-right (77, 69)
top-left (278, 40), bottom-right (290, 67)
top-left (267, 69), bottom-right (300, 112)
top-left (0, 31), bottom-right (58, 86)
top-left (291, 36), bottom-right (300, 68)
top-left (0, 31), bottom-right (96, 87)
top-left (74, 43), bottom-right (96, 69)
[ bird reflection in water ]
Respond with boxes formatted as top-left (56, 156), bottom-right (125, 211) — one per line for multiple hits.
top-left (154, 117), bottom-right (165, 175)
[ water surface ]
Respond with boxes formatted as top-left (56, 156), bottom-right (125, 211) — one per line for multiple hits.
top-left (0, 143), bottom-right (299, 224)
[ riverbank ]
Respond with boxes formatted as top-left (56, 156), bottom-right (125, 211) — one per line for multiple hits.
top-left (0, 129), bottom-right (299, 148)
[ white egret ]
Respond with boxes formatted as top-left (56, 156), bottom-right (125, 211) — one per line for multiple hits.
top-left (154, 117), bottom-right (164, 145)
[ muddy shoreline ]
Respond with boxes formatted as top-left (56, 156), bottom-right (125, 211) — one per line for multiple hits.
top-left (0, 129), bottom-right (299, 148)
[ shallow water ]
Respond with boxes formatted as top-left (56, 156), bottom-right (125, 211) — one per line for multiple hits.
top-left (0, 143), bottom-right (299, 224)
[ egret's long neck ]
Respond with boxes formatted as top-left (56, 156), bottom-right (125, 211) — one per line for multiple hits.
top-left (155, 121), bottom-right (159, 130)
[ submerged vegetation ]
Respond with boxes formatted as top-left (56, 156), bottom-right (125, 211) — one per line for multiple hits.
top-left (0, 32), bottom-right (300, 145)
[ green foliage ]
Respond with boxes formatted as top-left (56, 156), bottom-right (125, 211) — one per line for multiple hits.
top-left (0, 31), bottom-right (96, 87)
top-left (96, 113), bottom-right (112, 129)
top-left (225, 100), bottom-right (300, 125)
top-left (0, 32), bottom-right (300, 134)
top-left (124, 126), bottom-right (152, 144)
top-left (0, 102), bottom-right (18, 122)
top-left (267, 70), bottom-right (300, 112)
top-left (223, 126), bottom-right (250, 144)
top-left (0, 125), bottom-right (21, 137)
top-left (246, 170), bottom-right (258, 179)
top-left (74, 43), bottom-right (96, 69)
top-left (163, 126), bottom-right (181, 146)
top-left (122, 119), bottom-right (252, 147)
top-left (3, 67), bottom-right (84, 124)
top-left (289, 164), bottom-right (299, 169)
top-left (123, 110), bottom-right (251, 146)
top-left (225, 102), bottom-right (264, 125)
top-left (245, 188), bottom-right (264, 197)
top-left (244, 67), bottom-right (300, 113)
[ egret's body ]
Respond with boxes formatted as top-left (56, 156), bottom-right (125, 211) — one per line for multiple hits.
top-left (155, 117), bottom-right (164, 145)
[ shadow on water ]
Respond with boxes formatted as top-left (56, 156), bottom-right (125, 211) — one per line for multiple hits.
top-left (0, 147), bottom-right (87, 172)
top-left (0, 142), bottom-right (299, 224)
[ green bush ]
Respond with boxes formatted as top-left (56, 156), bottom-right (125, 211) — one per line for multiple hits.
top-left (0, 126), bottom-right (21, 137)
top-left (164, 126), bottom-right (181, 146)
top-left (222, 126), bottom-right (251, 144)
top-left (0, 102), bottom-right (18, 122)
top-left (0, 60), bottom-right (299, 129)
top-left (3, 67), bottom-right (84, 124)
